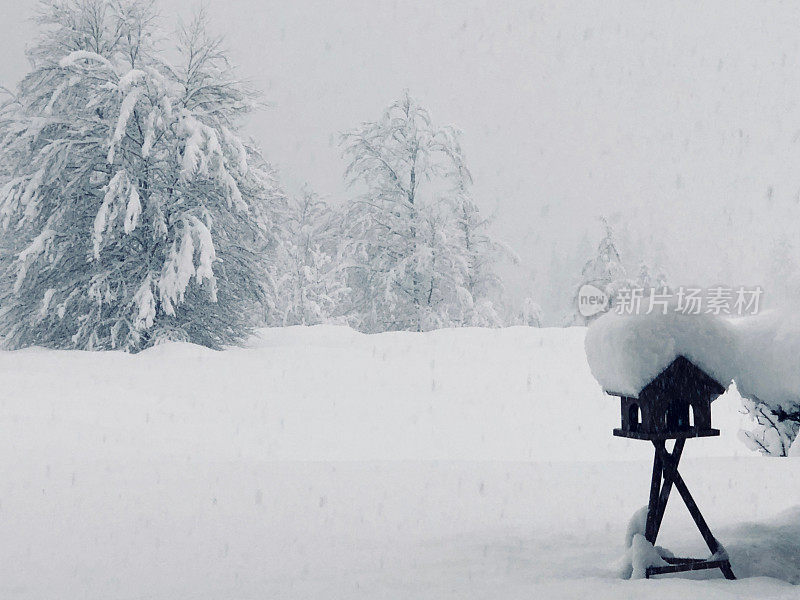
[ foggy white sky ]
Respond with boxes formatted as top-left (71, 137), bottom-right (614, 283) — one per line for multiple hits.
top-left (3, 1), bottom-right (800, 316)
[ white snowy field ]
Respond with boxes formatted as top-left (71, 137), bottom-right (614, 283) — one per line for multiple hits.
top-left (0, 326), bottom-right (798, 599)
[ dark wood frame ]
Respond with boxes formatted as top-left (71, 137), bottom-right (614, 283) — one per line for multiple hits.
top-left (612, 356), bottom-right (725, 437)
top-left (622, 432), bottom-right (735, 580)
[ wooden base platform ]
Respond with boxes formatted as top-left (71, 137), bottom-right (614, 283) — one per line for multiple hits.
top-left (613, 428), bottom-right (720, 441)
top-left (647, 556), bottom-right (732, 578)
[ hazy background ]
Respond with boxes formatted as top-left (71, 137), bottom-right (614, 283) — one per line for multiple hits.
top-left (3, 0), bottom-right (800, 322)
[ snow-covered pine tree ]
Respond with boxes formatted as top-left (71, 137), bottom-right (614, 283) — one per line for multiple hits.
top-left (340, 91), bottom-right (509, 332)
top-left (581, 219), bottom-right (627, 289)
top-left (273, 187), bottom-right (348, 326)
top-left (574, 218), bottom-right (634, 324)
top-left (0, 1), bottom-right (285, 350)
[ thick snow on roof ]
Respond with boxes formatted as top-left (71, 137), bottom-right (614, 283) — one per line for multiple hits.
top-left (584, 309), bottom-right (737, 398)
top-left (586, 307), bottom-right (800, 410)
top-left (730, 310), bottom-right (800, 411)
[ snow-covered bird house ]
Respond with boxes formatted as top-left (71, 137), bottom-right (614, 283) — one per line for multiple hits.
top-left (585, 311), bottom-right (736, 580)
top-left (612, 356), bottom-right (725, 439)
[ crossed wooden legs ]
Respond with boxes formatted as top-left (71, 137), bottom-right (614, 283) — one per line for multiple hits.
top-left (643, 439), bottom-right (735, 580)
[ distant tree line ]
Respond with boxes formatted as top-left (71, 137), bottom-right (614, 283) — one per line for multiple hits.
top-left (0, 0), bottom-right (539, 351)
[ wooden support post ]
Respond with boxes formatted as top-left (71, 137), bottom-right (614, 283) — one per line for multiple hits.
top-left (653, 443), bottom-right (718, 553)
top-left (652, 438), bottom-right (683, 538)
top-left (644, 445), bottom-right (663, 543)
top-left (642, 439), bottom-right (735, 580)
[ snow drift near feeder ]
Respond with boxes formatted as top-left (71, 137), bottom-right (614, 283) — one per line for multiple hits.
top-left (585, 310), bottom-right (736, 580)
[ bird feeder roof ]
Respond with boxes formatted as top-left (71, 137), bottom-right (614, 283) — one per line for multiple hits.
top-left (585, 309), bottom-right (735, 399)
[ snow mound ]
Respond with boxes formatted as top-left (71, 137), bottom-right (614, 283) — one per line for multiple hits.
top-left (623, 505), bottom-right (648, 548)
top-left (790, 436), bottom-right (800, 457)
top-left (618, 506), bottom-right (675, 580)
top-left (724, 506), bottom-right (800, 584)
top-left (617, 533), bottom-right (669, 580)
top-left (585, 310), bottom-right (737, 397)
top-left (137, 340), bottom-right (218, 359)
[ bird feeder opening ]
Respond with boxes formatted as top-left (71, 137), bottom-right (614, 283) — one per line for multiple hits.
top-left (628, 403), bottom-right (640, 432)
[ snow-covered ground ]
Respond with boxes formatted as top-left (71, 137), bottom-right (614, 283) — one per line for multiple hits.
top-left (0, 326), bottom-right (797, 599)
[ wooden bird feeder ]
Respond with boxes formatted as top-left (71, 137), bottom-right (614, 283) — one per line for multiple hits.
top-left (610, 355), bottom-right (736, 580)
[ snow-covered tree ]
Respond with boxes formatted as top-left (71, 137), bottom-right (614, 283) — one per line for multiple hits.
top-left (272, 187), bottom-right (348, 326)
top-left (581, 220), bottom-right (627, 288)
top-left (413, 202), bottom-right (473, 329)
top-left (518, 297), bottom-right (543, 327)
top-left (573, 220), bottom-right (673, 324)
top-left (573, 218), bottom-right (632, 324)
top-left (0, 1), bottom-right (285, 350)
top-left (740, 397), bottom-right (800, 457)
top-left (634, 262), bottom-right (668, 291)
top-left (340, 91), bottom-right (510, 332)
top-left (451, 189), bottom-right (514, 326)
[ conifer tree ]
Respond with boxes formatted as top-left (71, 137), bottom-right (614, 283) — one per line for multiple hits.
top-left (574, 218), bottom-right (632, 324)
